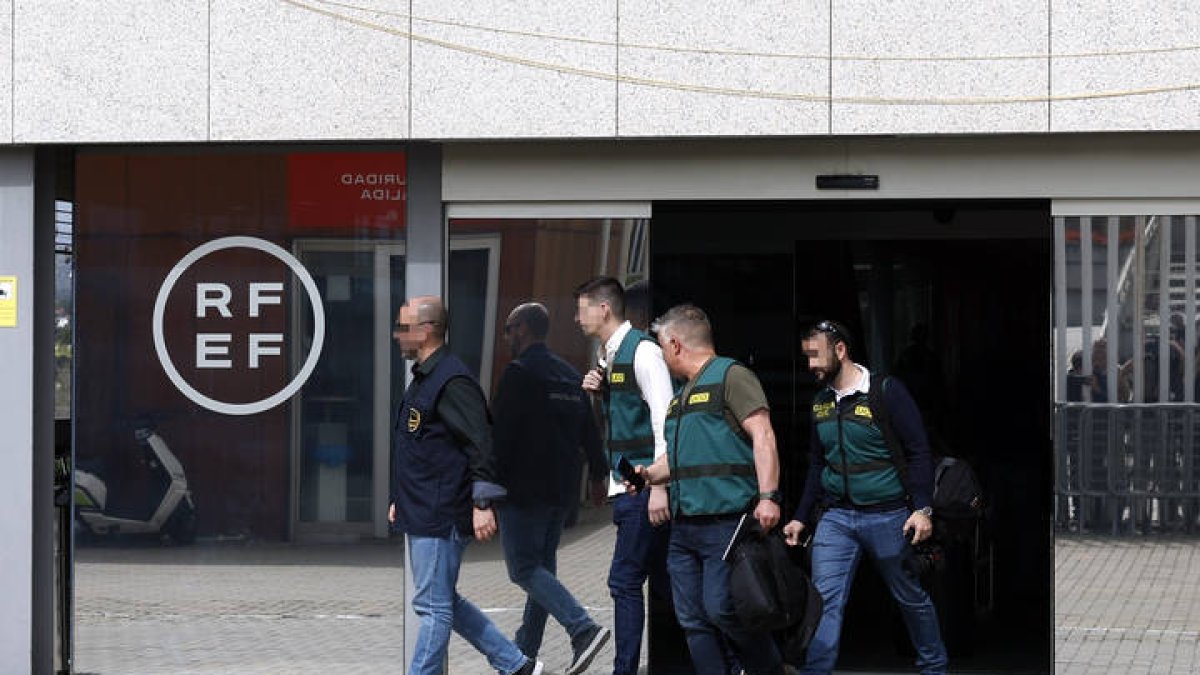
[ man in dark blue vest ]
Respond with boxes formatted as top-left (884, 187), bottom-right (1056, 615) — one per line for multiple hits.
top-left (575, 276), bottom-right (674, 675)
top-left (782, 320), bottom-right (947, 675)
top-left (493, 302), bottom-right (611, 674)
top-left (638, 304), bottom-right (787, 675)
top-left (389, 295), bottom-right (542, 675)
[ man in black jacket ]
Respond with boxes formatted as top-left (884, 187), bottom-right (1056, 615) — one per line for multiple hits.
top-left (494, 302), bottom-right (611, 675)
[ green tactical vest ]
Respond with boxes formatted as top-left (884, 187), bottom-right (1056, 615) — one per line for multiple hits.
top-left (813, 388), bottom-right (905, 506)
top-left (665, 357), bottom-right (757, 517)
top-left (605, 328), bottom-right (657, 481)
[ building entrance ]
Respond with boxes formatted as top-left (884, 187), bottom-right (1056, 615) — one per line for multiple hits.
top-left (652, 200), bottom-right (1052, 673)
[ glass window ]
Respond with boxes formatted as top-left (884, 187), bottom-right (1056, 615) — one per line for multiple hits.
top-left (72, 149), bottom-right (409, 672)
top-left (1054, 214), bottom-right (1200, 533)
top-left (445, 216), bottom-right (650, 672)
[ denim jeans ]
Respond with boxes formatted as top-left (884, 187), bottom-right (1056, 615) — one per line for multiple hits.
top-left (499, 504), bottom-right (594, 656)
top-left (802, 507), bottom-right (948, 675)
top-left (608, 490), bottom-right (670, 675)
top-left (667, 516), bottom-right (783, 675)
top-left (408, 529), bottom-right (529, 675)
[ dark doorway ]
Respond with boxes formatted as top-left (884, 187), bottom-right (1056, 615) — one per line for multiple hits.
top-left (651, 201), bottom-right (1052, 673)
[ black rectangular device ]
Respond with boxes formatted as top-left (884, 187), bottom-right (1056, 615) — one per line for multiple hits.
top-left (615, 454), bottom-right (646, 491)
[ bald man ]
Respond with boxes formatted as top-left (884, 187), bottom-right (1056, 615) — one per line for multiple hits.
top-left (388, 296), bottom-right (543, 675)
top-left (493, 302), bottom-right (611, 674)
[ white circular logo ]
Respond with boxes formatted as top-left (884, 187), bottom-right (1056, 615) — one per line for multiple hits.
top-left (152, 236), bottom-right (326, 416)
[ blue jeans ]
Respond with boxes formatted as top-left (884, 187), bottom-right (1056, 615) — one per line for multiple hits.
top-left (499, 504), bottom-right (594, 656)
top-left (408, 529), bottom-right (529, 675)
top-left (608, 490), bottom-right (670, 675)
top-left (802, 507), bottom-right (948, 675)
top-left (668, 516), bottom-right (783, 675)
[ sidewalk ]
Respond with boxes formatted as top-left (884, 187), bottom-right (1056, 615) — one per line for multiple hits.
top-left (73, 512), bottom-right (1200, 674)
top-left (74, 505), bottom-right (621, 675)
top-left (1054, 535), bottom-right (1200, 675)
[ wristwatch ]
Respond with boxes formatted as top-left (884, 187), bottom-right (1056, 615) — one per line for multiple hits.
top-left (915, 506), bottom-right (933, 518)
top-left (758, 490), bottom-right (782, 504)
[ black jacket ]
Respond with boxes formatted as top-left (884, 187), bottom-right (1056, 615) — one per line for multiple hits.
top-left (492, 343), bottom-right (606, 507)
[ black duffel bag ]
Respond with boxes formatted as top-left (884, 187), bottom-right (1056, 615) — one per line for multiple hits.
top-left (724, 516), bottom-right (822, 650)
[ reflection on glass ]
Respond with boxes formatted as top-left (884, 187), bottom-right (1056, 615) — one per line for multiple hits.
top-left (1054, 213), bottom-right (1200, 535)
top-left (296, 248), bottom-right (389, 526)
top-left (55, 200), bottom-right (74, 420)
top-left (446, 217), bottom-right (649, 673)
top-left (72, 150), bottom-right (408, 673)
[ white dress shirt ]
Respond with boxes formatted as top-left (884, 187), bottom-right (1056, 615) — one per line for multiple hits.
top-left (603, 321), bottom-right (674, 496)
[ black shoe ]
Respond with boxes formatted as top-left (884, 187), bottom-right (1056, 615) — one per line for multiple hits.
top-left (515, 658), bottom-right (544, 675)
top-left (567, 624), bottom-right (610, 675)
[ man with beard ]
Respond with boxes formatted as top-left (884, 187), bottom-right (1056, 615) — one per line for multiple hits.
top-left (782, 320), bottom-right (947, 675)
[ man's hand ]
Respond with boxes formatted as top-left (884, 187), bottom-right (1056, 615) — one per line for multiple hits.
top-left (473, 507), bottom-right (498, 541)
top-left (782, 519), bottom-right (806, 546)
top-left (754, 498), bottom-right (780, 532)
top-left (903, 510), bottom-right (933, 545)
top-left (581, 368), bottom-right (605, 394)
top-left (648, 486), bottom-right (671, 526)
top-left (641, 460), bottom-right (670, 486)
top-left (388, 503), bottom-right (396, 525)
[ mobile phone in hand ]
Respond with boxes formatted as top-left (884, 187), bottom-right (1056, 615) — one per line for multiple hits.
top-left (615, 454), bottom-right (646, 491)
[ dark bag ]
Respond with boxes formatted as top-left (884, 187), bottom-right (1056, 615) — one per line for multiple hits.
top-left (933, 456), bottom-right (984, 520)
top-left (726, 518), bottom-right (822, 643)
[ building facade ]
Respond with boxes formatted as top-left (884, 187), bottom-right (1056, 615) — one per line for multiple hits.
top-left (2, 2), bottom-right (1199, 673)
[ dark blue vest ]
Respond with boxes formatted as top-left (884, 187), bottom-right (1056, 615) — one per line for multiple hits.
top-left (391, 353), bottom-right (478, 538)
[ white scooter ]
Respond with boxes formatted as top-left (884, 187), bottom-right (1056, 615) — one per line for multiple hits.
top-left (74, 425), bottom-right (197, 544)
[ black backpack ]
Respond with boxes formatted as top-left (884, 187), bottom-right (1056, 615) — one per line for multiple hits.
top-left (933, 456), bottom-right (984, 520)
top-left (867, 376), bottom-right (984, 527)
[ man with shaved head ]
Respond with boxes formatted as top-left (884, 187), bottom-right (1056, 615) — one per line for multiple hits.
top-left (389, 295), bottom-right (543, 675)
top-left (493, 302), bottom-right (611, 674)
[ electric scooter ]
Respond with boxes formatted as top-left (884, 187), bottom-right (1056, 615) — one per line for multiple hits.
top-left (74, 424), bottom-right (197, 544)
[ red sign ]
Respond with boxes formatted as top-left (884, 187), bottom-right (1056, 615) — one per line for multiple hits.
top-left (288, 152), bottom-right (407, 229)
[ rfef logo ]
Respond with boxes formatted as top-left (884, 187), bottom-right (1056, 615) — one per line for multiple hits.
top-left (152, 236), bottom-right (326, 416)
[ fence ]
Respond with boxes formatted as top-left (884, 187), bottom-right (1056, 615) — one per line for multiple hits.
top-left (1056, 403), bottom-right (1200, 533)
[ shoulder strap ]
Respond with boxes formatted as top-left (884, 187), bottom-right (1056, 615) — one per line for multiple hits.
top-left (867, 374), bottom-right (909, 486)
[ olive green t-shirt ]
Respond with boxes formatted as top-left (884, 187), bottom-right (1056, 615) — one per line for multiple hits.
top-left (678, 359), bottom-right (769, 434)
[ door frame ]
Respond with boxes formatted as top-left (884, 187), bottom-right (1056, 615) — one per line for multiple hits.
top-left (287, 236), bottom-right (503, 540)
top-left (289, 239), bottom-right (405, 541)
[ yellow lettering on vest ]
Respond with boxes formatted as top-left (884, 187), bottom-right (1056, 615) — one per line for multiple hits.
top-left (610, 372), bottom-right (626, 384)
top-left (407, 409), bottom-right (422, 433)
top-left (813, 401), bottom-right (836, 420)
top-left (688, 392), bottom-right (711, 405)
top-left (854, 404), bottom-right (873, 420)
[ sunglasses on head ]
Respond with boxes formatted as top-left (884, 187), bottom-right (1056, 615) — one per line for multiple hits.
top-left (812, 320), bottom-right (845, 344)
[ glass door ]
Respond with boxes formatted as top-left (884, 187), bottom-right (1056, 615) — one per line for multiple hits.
top-left (292, 241), bottom-right (405, 539)
top-left (291, 237), bottom-right (499, 539)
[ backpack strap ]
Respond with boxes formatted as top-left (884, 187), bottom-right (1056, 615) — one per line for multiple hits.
top-left (866, 374), bottom-right (909, 488)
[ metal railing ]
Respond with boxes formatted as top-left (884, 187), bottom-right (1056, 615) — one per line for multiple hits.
top-left (1056, 402), bottom-right (1200, 534)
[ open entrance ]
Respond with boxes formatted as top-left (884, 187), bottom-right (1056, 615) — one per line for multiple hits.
top-left (652, 201), bottom-right (1052, 673)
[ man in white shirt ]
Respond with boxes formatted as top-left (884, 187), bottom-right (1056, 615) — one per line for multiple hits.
top-left (575, 276), bottom-right (673, 675)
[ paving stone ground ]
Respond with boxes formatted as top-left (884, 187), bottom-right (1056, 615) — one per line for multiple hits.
top-left (1054, 535), bottom-right (1200, 675)
top-left (73, 511), bottom-right (1200, 674)
top-left (74, 506), bottom-right (622, 675)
